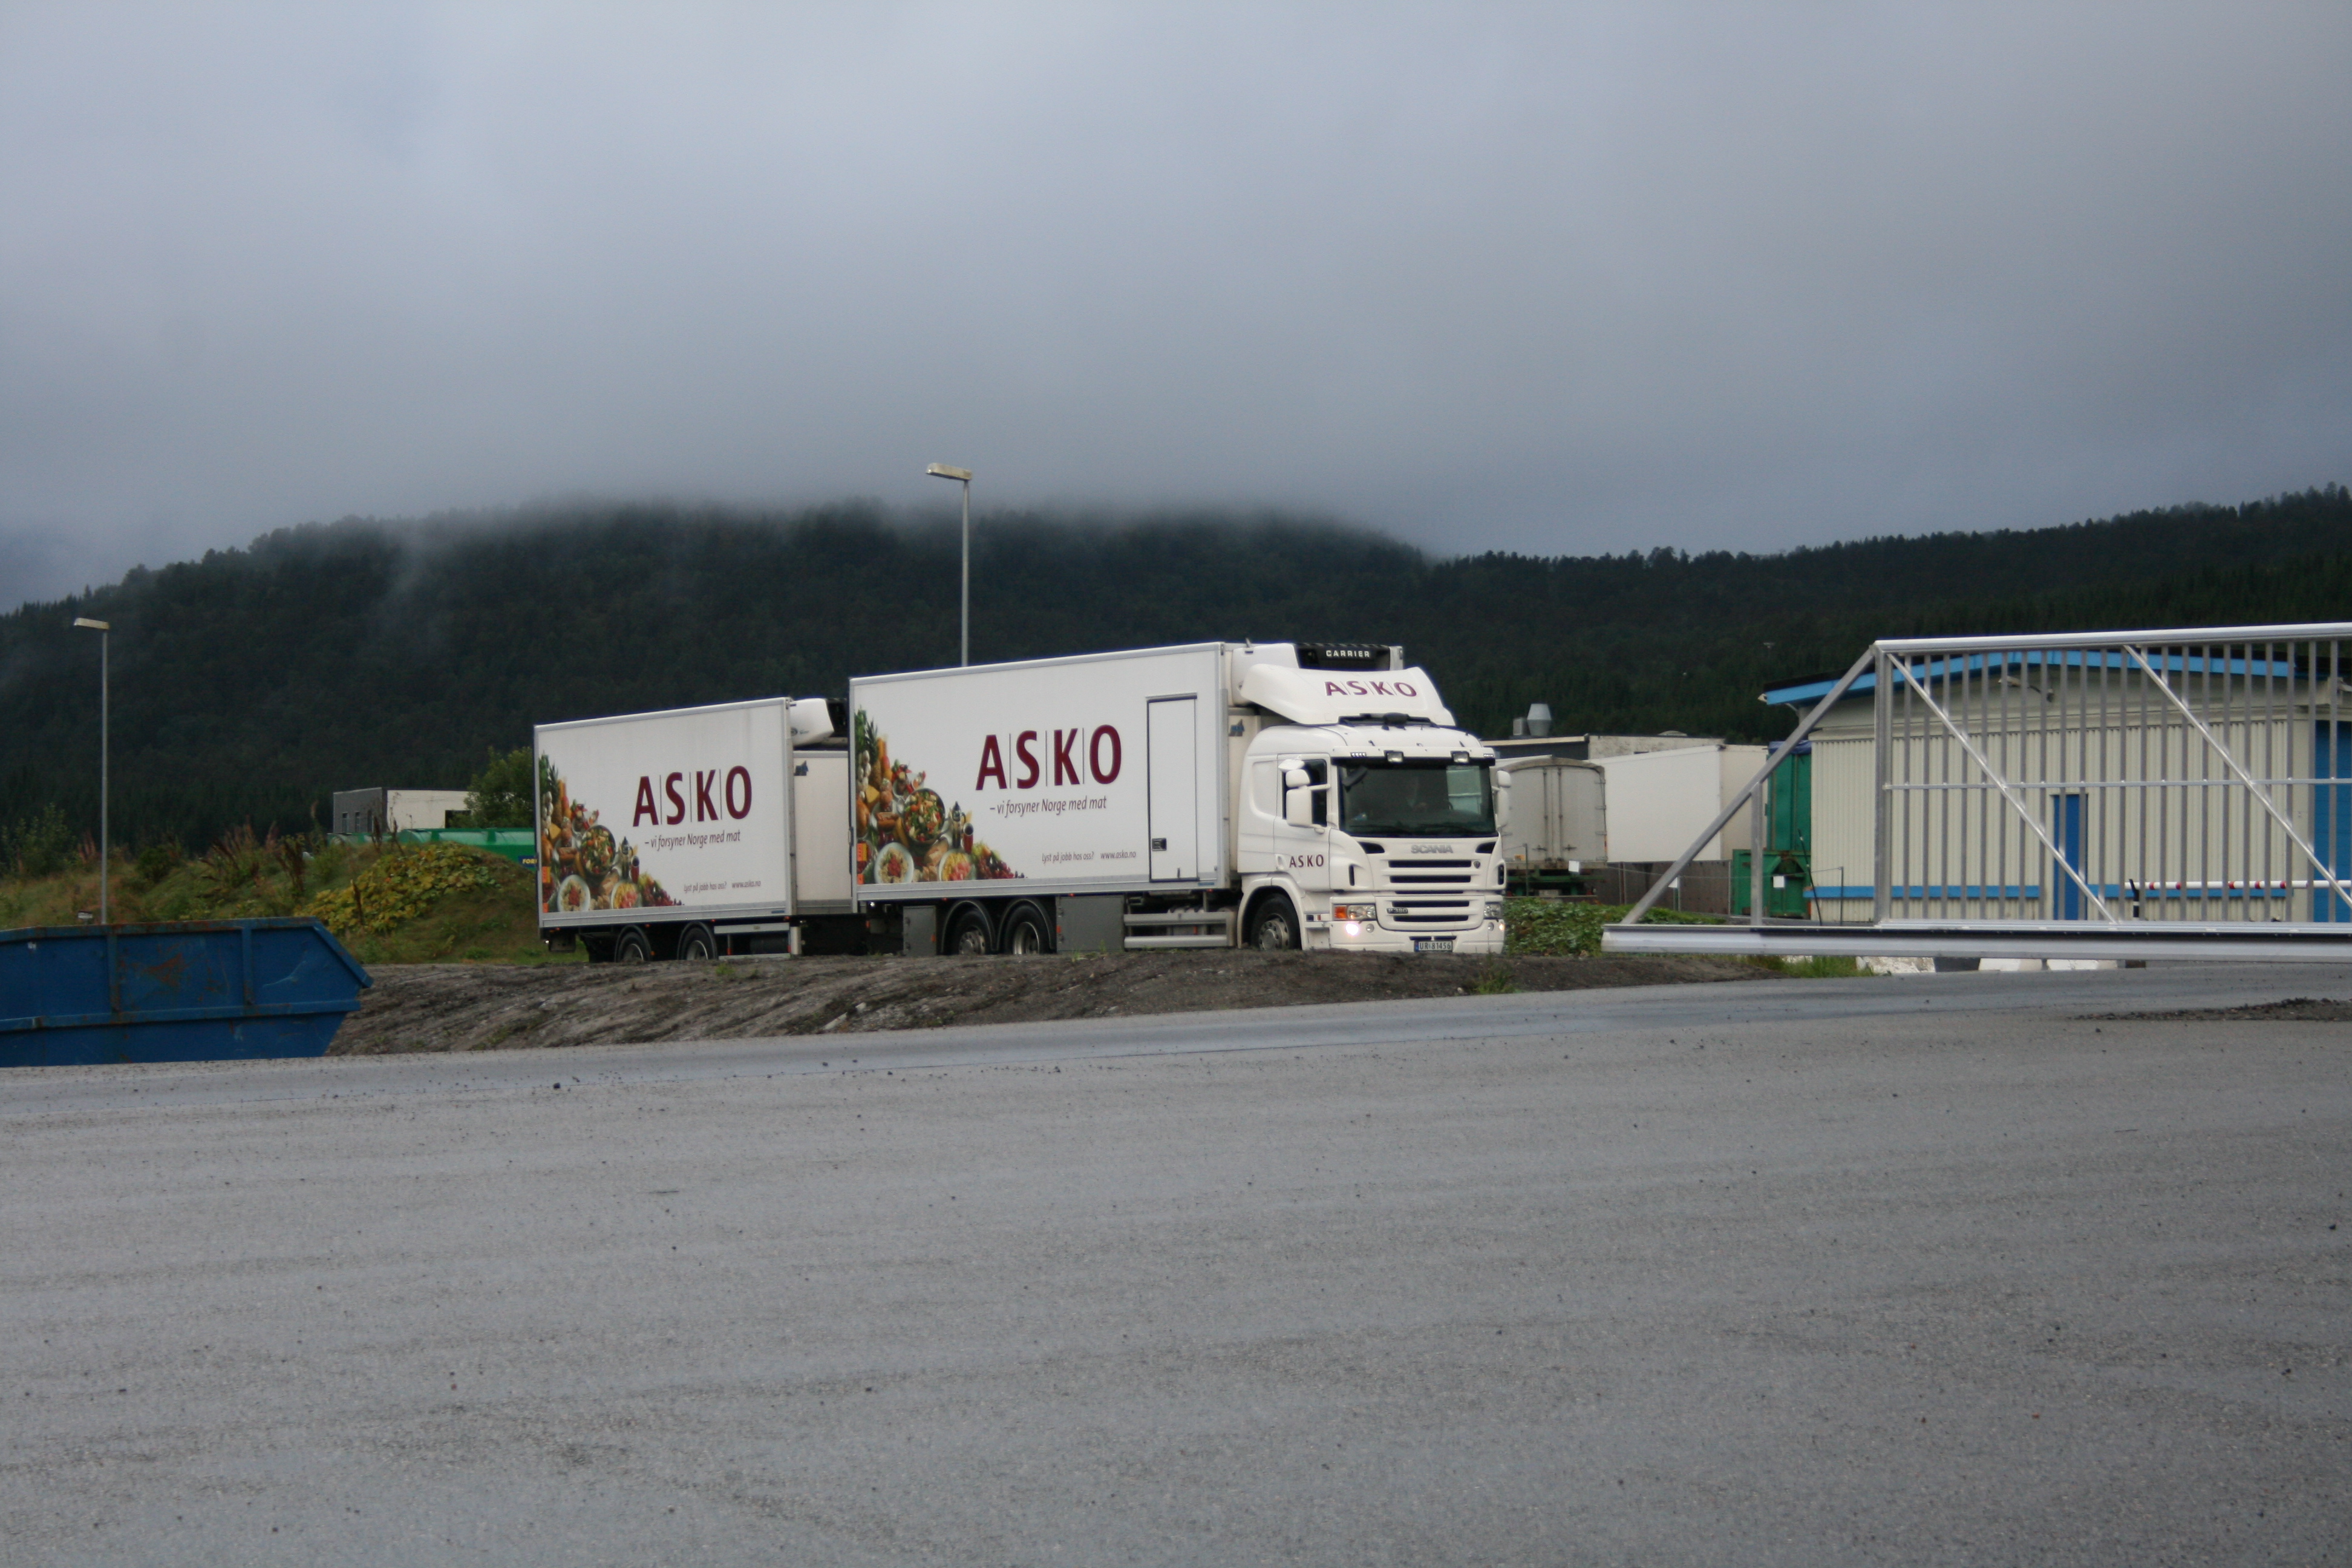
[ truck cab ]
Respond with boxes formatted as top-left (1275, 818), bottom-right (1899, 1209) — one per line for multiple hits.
top-left (1229, 652), bottom-right (1506, 955)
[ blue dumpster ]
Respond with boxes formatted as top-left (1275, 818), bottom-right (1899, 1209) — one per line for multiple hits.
top-left (0, 918), bottom-right (371, 1069)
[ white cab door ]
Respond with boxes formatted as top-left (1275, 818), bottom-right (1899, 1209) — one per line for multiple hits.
top-left (1147, 696), bottom-right (1198, 881)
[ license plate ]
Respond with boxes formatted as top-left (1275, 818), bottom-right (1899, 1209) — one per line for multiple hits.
top-left (1413, 937), bottom-right (1455, 953)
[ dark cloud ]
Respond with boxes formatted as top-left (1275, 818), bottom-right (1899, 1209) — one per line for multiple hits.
top-left (3, 3), bottom-right (2347, 606)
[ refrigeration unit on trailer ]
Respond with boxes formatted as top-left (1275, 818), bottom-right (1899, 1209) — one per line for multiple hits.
top-left (849, 641), bottom-right (1508, 956)
top-left (535, 695), bottom-right (860, 962)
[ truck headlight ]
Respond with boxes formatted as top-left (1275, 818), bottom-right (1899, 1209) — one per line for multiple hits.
top-left (1333, 903), bottom-right (1376, 921)
top-left (1485, 901), bottom-right (1505, 921)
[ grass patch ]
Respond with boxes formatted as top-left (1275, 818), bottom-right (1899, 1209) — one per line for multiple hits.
top-left (1471, 959), bottom-right (1521, 995)
top-left (1750, 954), bottom-right (1870, 979)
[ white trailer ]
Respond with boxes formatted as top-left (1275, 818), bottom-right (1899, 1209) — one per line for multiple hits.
top-left (1586, 743), bottom-right (1765, 863)
top-left (848, 642), bottom-right (1506, 956)
top-left (534, 696), bottom-right (860, 962)
top-left (1496, 756), bottom-right (1604, 890)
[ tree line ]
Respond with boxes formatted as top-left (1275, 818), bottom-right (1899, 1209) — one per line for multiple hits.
top-left (2, 485), bottom-right (2347, 855)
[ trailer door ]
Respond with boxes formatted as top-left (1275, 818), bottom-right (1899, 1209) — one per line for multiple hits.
top-left (1148, 696), bottom-right (1198, 881)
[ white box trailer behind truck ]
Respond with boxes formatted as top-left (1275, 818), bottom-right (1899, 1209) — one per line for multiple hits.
top-left (535, 696), bottom-right (862, 962)
top-left (849, 642), bottom-right (1507, 956)
top-left (1495, 756), bottom-right (1604, 891)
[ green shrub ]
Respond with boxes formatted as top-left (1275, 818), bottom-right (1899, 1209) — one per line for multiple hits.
top-left (1505, 898), bottom-right (1721, 957)
top-left (460, 746), bottom-right (535, 829)
top-left (4, 805), bottom-right (73, 879)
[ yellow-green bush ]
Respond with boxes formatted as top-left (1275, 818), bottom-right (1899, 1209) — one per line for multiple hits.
top-left (303, 843), bottom-right (499, 938)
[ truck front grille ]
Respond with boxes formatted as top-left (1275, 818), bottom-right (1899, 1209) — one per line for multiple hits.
top-left (1385, 898), bottom-right (1477, 929)
top-left (1385, 858), bottom-right (1476, 888)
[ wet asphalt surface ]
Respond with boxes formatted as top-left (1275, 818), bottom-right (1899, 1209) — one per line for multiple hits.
top-left (4, 964), bottom-right (2348, 1565)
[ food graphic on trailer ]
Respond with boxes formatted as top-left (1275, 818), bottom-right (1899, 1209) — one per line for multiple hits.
top-left (536, 754), bottom-right (679, 913)
top-left (853, 710), bottom-right (1019, 884)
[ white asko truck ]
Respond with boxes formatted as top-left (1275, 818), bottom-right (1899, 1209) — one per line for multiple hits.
top-left (848, 641), bottom-right (1505, 957)
top-left (534, 695), bottom-right (861, 962)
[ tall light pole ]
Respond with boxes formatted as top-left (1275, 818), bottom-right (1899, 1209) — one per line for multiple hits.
top-left (926, 463), bottom-right (973, 665)
top-left (72, 617), bottom-right (110, 926)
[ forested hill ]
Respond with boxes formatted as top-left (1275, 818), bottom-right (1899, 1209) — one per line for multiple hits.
top-left (4, 485), bottom-right (2348, 850)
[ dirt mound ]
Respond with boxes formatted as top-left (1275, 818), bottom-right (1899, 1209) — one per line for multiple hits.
top-left (331, 950), bottom-right (1768, 1055)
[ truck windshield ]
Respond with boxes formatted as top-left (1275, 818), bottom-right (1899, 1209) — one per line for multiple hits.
top-left (1338, 760), bottom-right (1495, 838)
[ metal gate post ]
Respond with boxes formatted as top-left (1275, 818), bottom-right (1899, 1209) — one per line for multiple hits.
top-left (1749, 775), bottom-right (1766, 926)
top-left (1619, 644), bottom-right (1878, 927)
top-left (1873, 645), bottom-right (1892, 924)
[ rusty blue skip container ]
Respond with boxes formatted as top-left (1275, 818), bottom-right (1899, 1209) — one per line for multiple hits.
top-left (0, 918), bottom-right (371, 1069)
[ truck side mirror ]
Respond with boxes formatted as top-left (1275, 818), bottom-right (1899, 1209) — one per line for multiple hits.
top-left (1282, 767), bottom-right (1310, 789)
top-left (1283, 788), bottom-right (1315, 828)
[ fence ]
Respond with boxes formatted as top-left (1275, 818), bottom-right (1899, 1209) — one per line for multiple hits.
top-left (1604, 622), bottom-right (2352, 961)
top-left (1573, 861), bottom-right (1737, 913)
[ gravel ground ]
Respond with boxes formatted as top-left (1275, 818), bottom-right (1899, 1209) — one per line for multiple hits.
top-left (8, 966), bottom-right (2348, 1565)
top-left (2088, 995), bottom-right (2352, 1021)
top-left (331, 950), bottom-right (1769, 1054)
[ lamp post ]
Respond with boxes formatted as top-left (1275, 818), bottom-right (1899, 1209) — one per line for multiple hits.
top-left (71, 616), bottom-right (109, 926)
top-left (926, 463), bottom-right (974, 665)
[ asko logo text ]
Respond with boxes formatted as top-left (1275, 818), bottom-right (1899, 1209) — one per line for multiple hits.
top-left (1321, 678), bottom-right (1420, 698)
top-left (975, 727), bottom-right (1122, 790)
top-left (632, 767), bottom-right (754, 826)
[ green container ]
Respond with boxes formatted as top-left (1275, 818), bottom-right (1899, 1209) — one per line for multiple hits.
top-left (393, 828), bottom-right (538, 865)
top-left (1731, 849), bottom-right (1812, 917)
top-left (1732, 747), bottom-right (1813, 917)
top-left (1769, 748), bottom-right (1812, 857)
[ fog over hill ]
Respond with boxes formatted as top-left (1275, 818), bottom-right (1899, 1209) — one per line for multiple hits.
top-left (4, 9), bottom-right (2348, 601)
top-left (2, 486), bottom-right (2348, 852)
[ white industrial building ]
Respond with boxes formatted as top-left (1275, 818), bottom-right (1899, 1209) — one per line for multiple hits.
top-left (331, 788), bottom-right (472, 837)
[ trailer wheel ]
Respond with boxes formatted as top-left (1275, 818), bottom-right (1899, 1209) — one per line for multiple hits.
top-left (1001, 902), bottom-right (1053, 956)
top-left (943, 906), bottom-right (993, 956)
top-left (1247, 893), bottom-right (1301, 951)
top-left (675, 923), bottom-right (716, 962)
top-left (613, 927), bottom-right (652, 965)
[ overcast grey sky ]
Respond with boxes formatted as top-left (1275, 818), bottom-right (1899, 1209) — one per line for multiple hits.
top-left (4, 2), bottom-right (2348, 605)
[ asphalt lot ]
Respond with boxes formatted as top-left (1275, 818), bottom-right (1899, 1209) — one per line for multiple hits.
top-left (4, 964), bottom-right (2348, 1566)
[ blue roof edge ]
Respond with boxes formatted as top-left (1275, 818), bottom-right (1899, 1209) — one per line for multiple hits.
top-left (1761, 648), bottom-right (2302, 708)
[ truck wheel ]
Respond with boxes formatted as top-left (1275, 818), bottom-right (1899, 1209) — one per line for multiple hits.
top-left (613, 928), bottom-right (652, 965)
top-left (1247, 895), bottom-right (1300, 951)
top-left (944, 906), bottom-right (993, 956)
top-left (675, 923), bottom-right (716, 962)
top-left (1001, 903), bottom-right (1053, 956)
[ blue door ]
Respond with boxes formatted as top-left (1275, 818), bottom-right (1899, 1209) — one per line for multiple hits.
top-left (2316, 725), bottom-right (2352, 921)
top-left (2052, 793), bottom-right (2085, 920)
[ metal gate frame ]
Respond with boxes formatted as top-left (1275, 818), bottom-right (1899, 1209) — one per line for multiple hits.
top-left (1603, 621), bottom-right (2352, 961)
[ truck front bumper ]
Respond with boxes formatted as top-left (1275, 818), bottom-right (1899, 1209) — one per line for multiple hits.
top-left (1312, 919), bottom-right (1506, 955)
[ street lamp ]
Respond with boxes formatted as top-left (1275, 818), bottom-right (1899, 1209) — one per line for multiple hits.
top-left (926, 463), bottom-right (973, 665)
top-left (71, 617), bottom-right (109, 926)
